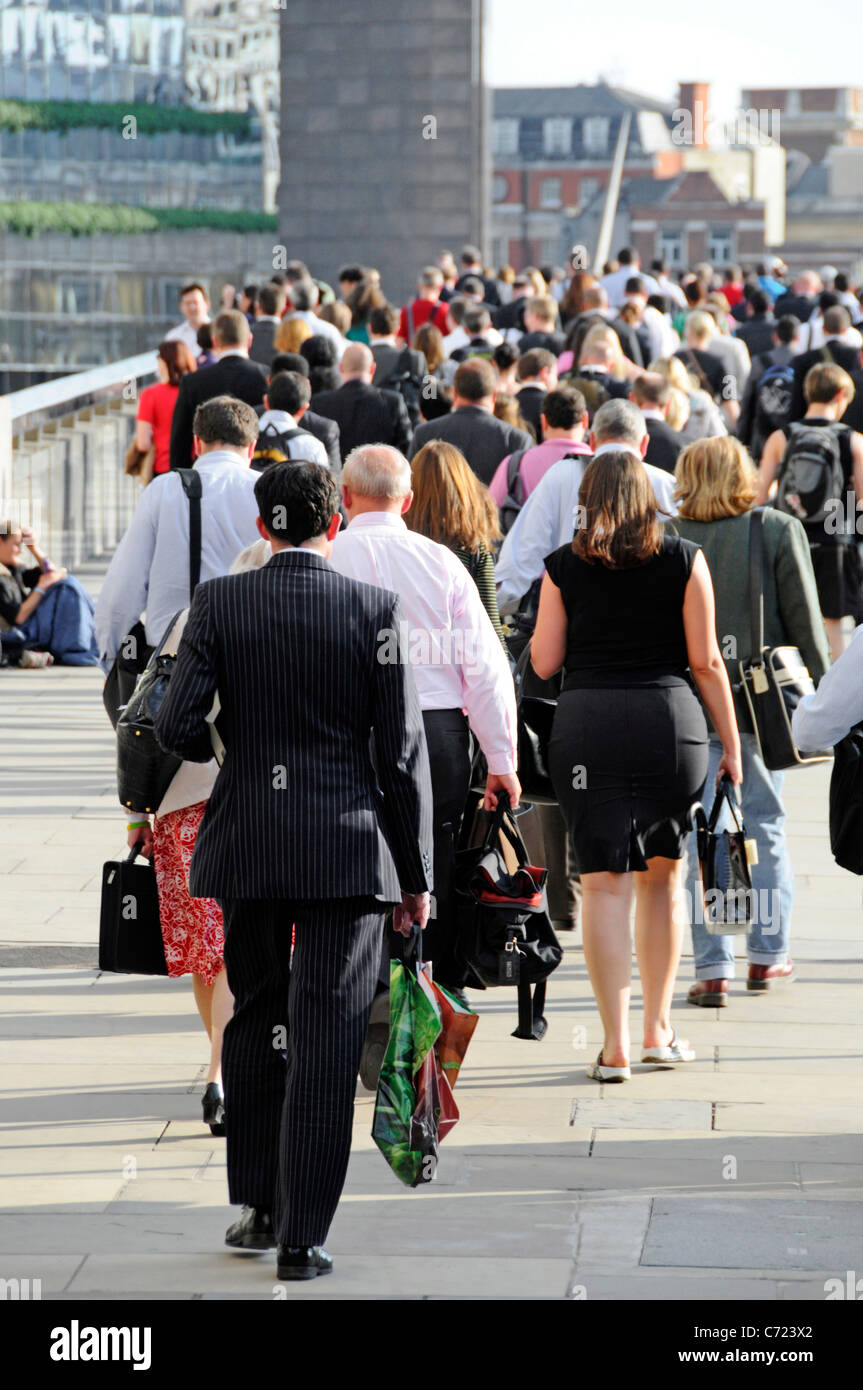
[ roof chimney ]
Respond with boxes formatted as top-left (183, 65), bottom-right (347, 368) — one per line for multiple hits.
top-left (678, 82), bottom-right (710, 148)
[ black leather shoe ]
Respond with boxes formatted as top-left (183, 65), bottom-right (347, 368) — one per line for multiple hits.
top-left (225, 1206), bottom-right (276, 1250)
top-left (276, 1245), bottom-right (333, 1280)
top-left (202, 1082), bottom-right (225, 1136)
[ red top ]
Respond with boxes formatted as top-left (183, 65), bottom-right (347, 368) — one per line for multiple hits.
top-left (137, 382), bottom-right (180, 475)
top-left (398, 297), bottom-right (449, 343)
top-left (720, 283), bottom-right (744, 308)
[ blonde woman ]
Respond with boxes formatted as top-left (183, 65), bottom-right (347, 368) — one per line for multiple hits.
top-left (672, 436), bottom-right (829, 1003)
top-left (274, 317), bottom-right (313, 355)
top-left (650, 355), bottom-right (727, 442)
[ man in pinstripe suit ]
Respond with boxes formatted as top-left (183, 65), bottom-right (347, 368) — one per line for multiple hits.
top-left (155, 461), bottom-right (433, 1281)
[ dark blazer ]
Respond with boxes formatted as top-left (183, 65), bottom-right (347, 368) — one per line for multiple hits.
top-left (311, 378), bottom-right (412, 458)
top-left (515, 384), bottom-right (546, 439)
top-left (371, 343), bottom-right (426, 390)
top-left (789, 340), bottom-right (861, 420)
top-left (841, 369), bottom-right (863, 435)
top-left (410, 404), bottom-right (533, 486)
top-left (772, 292), bottom-right (815, 323)
top-left (734, 315), bottom-right (776, 358)
top-left (248, 318), bottom-right (280, 369)
top-left (154, 549), bottom-right (433, 901)
top-left (645, 417), bottom-right (687, 474)
top-left (170, 353), bottom-right (268, 469)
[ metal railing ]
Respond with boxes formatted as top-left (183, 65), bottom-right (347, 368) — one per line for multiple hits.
top-left (0, 351), bottom-right (157, 567)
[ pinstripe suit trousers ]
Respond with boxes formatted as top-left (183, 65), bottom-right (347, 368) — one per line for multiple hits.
top-left (220, 895), bottom-right (385, 1247)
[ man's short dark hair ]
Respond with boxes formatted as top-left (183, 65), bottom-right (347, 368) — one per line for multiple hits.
top-left (617, 248), bottom-right (635, 266)
top-left (339, 263), bottom-right (365, 285)
top-left (369, 304), bottom-right (399, 336)
top-left (192, 395), bottom-right (259, 447)
top-left (213, 310), bottom-right (250, 349)
top-left (461, 275), bottom-right (485, 298)
top-left (243, 283), bottom-right (259, 305)
top-left (283, 260), bottom-right (310, 283)
top-left (180, 282), bottom-right (207, 300)
top-left (750, 290), bottom-right (770, 316)
top-left (625, 276), bottom-right (646, 296)
top-left (835, 272), bottom-right (850, 293)
top-left (517, 348), bottom-right (556, 380)
top-left (775, 315), bottom-right (800, 345)
top-left (270, 352), bottom-right (309, 379)
top-left (258, 284), bottom-right (285, 317)
top-left (300, 335), bottom-right (338, 368)
top-left (820, 291), bottom-right (841, 314)
top-left (461, 244), bottom-right (482, 265)
top-left (542, 386), bottom-right (587, 431)
top-left (492, 342), bottom-right (519, 372)
top-left (824, 304), bottom-right (851, 336)
top-left (454, 358), bottom-right (497, 401)
top-left (254, 462), bottom-right (340, 545)
top-left (631, 375), bottom-right (670, 410)
top-left (464, 304), bottom-right (491, 336)
top-left (267, 371), bottom-right (311, 415)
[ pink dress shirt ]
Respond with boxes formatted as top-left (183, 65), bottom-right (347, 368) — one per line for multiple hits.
top-left (330, 512), bottom-right (517, 775)
top-left (489, 438), bottom-right (592, 506)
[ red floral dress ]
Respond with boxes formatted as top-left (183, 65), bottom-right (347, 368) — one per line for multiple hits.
top-left (153, 800), bottom-right (224, 985)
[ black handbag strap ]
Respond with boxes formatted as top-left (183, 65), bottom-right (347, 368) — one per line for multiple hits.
top-left (707, 774), bottom-right (745, 835)
top-left (478, 791), bottom-right (530, 868)
top-left (177, 468), bottom-right (203, 596)
top-left (748, 506), bottom-right (766, 661)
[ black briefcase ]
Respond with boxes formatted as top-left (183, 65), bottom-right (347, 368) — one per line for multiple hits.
top-left (98, 846), bottom-right (168, 975)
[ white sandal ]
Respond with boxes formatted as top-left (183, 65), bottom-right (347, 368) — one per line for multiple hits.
top-left (586, 1051), bottom-right (631, 1083)
top-left (641, 1027), bottom-right (696, 1066)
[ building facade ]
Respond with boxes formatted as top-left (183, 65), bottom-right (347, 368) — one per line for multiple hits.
top-left (277, 0), bottom-right (489, 305)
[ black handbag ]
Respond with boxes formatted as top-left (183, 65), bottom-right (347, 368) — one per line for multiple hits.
top-left (737, 508), bottom-right (832, 770)
top-left (512, 642), bottom-right (560, 805)
top-left (691, 775), bottom-right (756, 933)
top-left (103, 467), bottom-right (202, 729)
top-left (829, 722), bottom-right (863, 874)
top-left (99, 844), bottom-right (168, 975)
top-left (116, 612), bottom-right (184, 814)
top-left (455, 791), bottom-right (562, 1039)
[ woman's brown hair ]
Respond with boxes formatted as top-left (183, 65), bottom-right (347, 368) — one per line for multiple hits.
top-left (413, 321), bottom-right (444, 373)
top-left (407, 441), bottom-right (501, 552)
top-left (674, 436), bottom-right (758, 520)
top-left (274, 317), bottom-right (313, 354)
top-left (574, 451), bottom-right (663, 569)
top-left (157, 339), bottom-right (197, 385)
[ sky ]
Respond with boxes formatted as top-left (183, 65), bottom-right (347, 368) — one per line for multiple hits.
top-left (486, 0), bottom-right (862, 122)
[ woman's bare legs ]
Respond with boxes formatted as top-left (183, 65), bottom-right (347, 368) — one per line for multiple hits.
top-left (192, 966), bottom-right (235, 1085)
top-left (824, 617), bottom-right (846, 665)
top-left (580, 869), bottom-right (634, 1068)
top-left (635, 856), bottom-right (690, 1052)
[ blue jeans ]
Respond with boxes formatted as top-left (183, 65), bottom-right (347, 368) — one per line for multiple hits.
top-left (685, 733), bottom-right (792, 978)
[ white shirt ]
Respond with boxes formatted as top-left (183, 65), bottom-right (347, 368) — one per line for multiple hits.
top-left (792, 624), bottom-right (862, 751)
top-left (329, 512), bottom-right (517, 775)
top-left (495, 442), bottom-right (678, 610)
top-left (284, 310), bottom-right (346, 358)
top-left (165, 319), bottom-right (206, 355)
top-left (94, 450), bottom-right (260, 671)
top-left (600, 265), bottom-right (660, 309)
top-left (442, 324), bottom-right (503, 357)
top-left (657, 275), bottom-right (688, 310)
top-left (256, 409), bottom-right (328, 466)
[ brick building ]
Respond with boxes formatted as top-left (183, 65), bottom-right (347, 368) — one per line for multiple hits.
top-left (741, 86), bottom-right (863, 165)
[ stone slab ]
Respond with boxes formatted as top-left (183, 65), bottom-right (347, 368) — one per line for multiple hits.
top-left (641, 1197), bottom-right (863, 1271)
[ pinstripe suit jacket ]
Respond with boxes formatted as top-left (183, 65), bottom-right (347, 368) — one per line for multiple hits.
top-left (154, 548), bottom-right (433, 903)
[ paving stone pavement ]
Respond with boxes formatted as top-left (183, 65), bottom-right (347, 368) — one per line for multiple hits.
top-left (1, 568), bottom-right (862, 1301)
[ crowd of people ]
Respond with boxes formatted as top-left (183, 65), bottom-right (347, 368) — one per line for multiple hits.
top-left (82, 242), bottom-right (863, 1279)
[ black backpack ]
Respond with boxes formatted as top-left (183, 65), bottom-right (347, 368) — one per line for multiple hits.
top-left (382, 349), bottom-right (425, 427)
top-left (251, 423), bottom-right (307, 472)
top-left (754, 362), bottom-right (794, 439)
top-left (498, 449), bottom-right (528, 535)
top-left (774, 421), bottom-right (848, 529)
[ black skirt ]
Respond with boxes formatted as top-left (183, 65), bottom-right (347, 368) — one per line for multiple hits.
top-left (549, 684), bottom-right (709, 874)
top-left (808, 540), bottom-right (863, 622)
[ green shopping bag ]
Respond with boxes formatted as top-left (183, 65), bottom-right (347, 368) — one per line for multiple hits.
top-left (371, 928), bottom-right (477, 1187)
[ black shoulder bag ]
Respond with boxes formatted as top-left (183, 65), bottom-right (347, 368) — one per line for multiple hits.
top-left (512, 642), bottom-right (560, 804)
top-left (737, 507), bottom-right (832, 770)
top-left (455, 791), bottom-right (562, 1040)
top-left (690, 775), bottom-right (756, 934)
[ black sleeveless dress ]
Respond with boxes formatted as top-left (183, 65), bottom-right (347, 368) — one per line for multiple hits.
top-left (543, 533), bottom-right (708, 873)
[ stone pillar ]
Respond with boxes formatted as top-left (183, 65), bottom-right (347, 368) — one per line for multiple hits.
top-left (278, 0), bottom-right (489, 304)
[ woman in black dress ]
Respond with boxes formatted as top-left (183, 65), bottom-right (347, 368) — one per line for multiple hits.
top-left (531, 452), bottom-right (741, 1082)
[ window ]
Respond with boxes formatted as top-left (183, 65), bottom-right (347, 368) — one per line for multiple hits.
top-left (492, 175), bottom-right (510, 203)
top-left (543, 117), bottom-right (572, 156)
top-left (579, 176), bottom-right (601, 206)
top-left (707, 227), bottom-right (734, 265)
top-left (582, 116), bottom-right (610, 156)
top-left (658, 229), bottom-right (684, 267)
top-left (539, 177), bottom-right (562, 208)
top-left (492, 118), bottom-right (520, 156)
